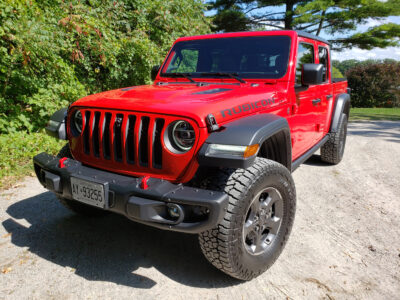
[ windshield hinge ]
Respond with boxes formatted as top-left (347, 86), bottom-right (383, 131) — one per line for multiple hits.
top-left (206, 114), bottom-right (219, 132)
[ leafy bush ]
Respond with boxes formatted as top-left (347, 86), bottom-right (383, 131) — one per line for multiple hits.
top-left (0, 0), bottom-right (210, 134)
top-left (0, 131), bottom-right (65, 188)
top-left (346, 62), bottom-right (400, 107)
top-left (332, 66), bottom-right (343, 78)
top-left (333, 58), bottom-right (397, 76)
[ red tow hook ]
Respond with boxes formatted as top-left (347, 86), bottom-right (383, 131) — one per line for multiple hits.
top-left (140, 176), bottom-right (150, 190)
top-left (59, 157), bottom-right (68, 168)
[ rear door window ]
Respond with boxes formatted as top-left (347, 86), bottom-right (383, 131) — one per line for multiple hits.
top-left (318, 46), bottom-right (329, 82)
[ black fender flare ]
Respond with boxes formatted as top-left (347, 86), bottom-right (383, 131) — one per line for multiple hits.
top-left (45, 107), bottom-right (68, 140)
top-left (330, 93), bottom-right (350, 133)
top-left (198, 114), bottom-right (292, 169)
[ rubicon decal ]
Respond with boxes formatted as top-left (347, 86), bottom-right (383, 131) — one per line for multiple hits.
top-left (220, 98), bottom-right (276, 118)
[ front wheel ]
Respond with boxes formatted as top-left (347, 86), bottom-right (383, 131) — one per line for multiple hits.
top-left (198, 158), bottom-right (296, 280)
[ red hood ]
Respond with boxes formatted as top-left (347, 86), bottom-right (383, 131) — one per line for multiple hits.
top-left (71, 83), bottom-right (281, 127)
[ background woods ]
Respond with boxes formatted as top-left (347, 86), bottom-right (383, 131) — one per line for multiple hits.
top-left (0, 0), bottom-right (210, 134)
top-left (210, 0), bottom-right (400, 50)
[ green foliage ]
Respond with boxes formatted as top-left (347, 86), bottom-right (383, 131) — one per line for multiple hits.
top-left (332, 66), bottom-right (343, 78)
top-left (212, 6), bottom-right (249, 32)
top-left (210, 0), bottom-right (400, 50)
top-left (0, 131), bottom-right (65, 188)
top-left (333, 58), bottom-right (397, 75)
top-left (346, 61), bottom-right (400, 107)
top-left (0, 0), bottom-right (210, 134)
top-left (338, 23), bottom-right (400, 50)
top-left (170, 49), bottom-right (199, 73)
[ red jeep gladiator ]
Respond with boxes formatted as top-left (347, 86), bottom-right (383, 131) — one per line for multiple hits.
top-left (34, 30), bottom-right (350, 280)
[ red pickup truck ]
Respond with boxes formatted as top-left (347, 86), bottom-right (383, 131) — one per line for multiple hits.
top-left (34, 30), bottom-right (350, 280)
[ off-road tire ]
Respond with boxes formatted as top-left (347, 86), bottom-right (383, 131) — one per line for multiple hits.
top-left (321, 113), bottom-right (348, 164)
top-left (56, 144), bottom-right (108, 217)
top-left (198, 158), bottom-right (296, 280)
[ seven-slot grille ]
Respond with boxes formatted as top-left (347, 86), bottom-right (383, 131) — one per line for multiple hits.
top-left (79, 110), bottom-right (165, 169)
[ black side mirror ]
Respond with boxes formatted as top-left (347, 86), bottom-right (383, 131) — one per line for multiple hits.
top-left (302, 63), bottom-right (324, 85)
top-left (151, 65), bottom-right (160, 81)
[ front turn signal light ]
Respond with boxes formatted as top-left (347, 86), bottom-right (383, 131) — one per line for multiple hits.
top-left (243, 144), bottom-right (259, 158)
top-left (206, 143), bottom-right (259, 158)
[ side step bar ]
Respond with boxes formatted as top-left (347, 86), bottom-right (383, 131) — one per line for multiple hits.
top-left (291, 135), bottom-right (330, 172)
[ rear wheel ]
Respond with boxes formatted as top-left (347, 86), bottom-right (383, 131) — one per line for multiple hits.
top-left (321, 113), bottom-right (348, 164)
top-left (56, 144), bottom-right (108, 217)
top-left (198, 158), bottom-right (296, 280)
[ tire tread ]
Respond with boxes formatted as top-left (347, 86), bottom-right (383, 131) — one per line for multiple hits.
top-left (198, 158), bottom-right (296, 280)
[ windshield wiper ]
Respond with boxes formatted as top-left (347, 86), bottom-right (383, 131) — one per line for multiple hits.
top-left (163, 72), bottom-right (197, 83)
top-left (199, 72), bottom-right (246, 84)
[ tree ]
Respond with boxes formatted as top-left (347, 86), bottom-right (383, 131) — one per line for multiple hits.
top-left (210, 0), bottom-right (400, 50)
top-left (346, 61), bottom-right (400, 107)
top-left (0, 0), bottom-right (210, 133)
top-left (333, 58), bottom-right (398, 74)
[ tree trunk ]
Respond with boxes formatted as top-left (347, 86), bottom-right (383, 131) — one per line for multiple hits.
top-left (285, 0), bottom-right (294, 29)
top-left (316, 10), bottom-right (326, 36)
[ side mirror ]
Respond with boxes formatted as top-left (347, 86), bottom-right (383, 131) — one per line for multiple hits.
top-left (151, 65), bottom-right (160, 81)
top-left (302, 63), bottom-right (324, 85)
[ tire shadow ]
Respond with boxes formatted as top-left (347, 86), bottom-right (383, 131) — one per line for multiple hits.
top-left (302, 154), bottom-right (329, 167)
top-left (2, 191), bottom-right (241, 289)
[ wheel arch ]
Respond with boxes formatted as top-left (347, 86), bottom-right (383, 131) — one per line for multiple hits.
top-left (198, 114), bottom-right (292, 170)
top-left (330, 93), bottom-right (350, 133)
top-left (258, 129), bottom-right (292, 170)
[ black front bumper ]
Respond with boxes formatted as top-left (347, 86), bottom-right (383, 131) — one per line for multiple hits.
top-left (33, 152), bottom-right (228, 233)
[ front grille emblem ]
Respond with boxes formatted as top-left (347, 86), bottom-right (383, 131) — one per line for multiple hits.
top-left (115, 117), bottom-right (123, 127)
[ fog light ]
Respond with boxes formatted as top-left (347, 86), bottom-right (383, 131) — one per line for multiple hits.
top-left (168, 204), bottom-right (181, 218)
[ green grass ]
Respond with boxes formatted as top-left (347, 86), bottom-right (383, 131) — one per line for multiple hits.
top-left (0, 131), bottom-right (65, 189)
top-left (350, 108), bottom-right (400, 121)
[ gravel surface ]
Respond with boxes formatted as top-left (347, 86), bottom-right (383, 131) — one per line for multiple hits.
top-left (0, 121), bottom-right (399, 299)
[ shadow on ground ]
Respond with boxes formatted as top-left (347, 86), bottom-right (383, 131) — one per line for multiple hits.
top-left (302, 154), bottom-right (327, 167)
top-left (348, 121), bottom-right (400, 143)
top-left (2, 192), bottom-right (240, 289)
top-left (303, 121), bottom-right (400, 167)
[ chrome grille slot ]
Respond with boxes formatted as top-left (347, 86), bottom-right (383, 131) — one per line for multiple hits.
top-left (153, 118), bottom-right (165, 169)
top-left (139, 116), bottom-right (150, 166)
top-left (126, 115), bottom-right (136, 164)
top-left (103, 112), bottom-right (112, 159)
top-left (83, 111), bottom-right (91, 154)
top-left (114, 113), bottom-right (124, 162)
top-left (92, 112), bottom-right (100, 157)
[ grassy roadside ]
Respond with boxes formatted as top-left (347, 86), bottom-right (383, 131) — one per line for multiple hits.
top-left (350, 108), bottom-right (400, 121)
top-left (0, 131), bottom-right (65, 190)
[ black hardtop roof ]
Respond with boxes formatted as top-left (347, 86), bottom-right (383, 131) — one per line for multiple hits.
top-left (295, 30), bottom-right (331, 46)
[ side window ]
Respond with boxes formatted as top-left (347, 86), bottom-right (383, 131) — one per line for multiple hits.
top-left (296, 43), bottom-right (314, 84)
top-left (166, 49), bottom-right (199, 73)
top-left (318, 47), bottom-right (329, 82)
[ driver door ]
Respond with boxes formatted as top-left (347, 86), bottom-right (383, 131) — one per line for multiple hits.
top-left (289, 39), bottom-right (319, 158)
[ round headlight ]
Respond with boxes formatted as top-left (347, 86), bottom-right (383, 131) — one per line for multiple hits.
top-left (171, 120), bottom-right (195, 152)
top-left (74, 110), bottom-right (83, 133)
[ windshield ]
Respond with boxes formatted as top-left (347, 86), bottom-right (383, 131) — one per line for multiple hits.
top-left (161, 36), bottom-right (291, 79)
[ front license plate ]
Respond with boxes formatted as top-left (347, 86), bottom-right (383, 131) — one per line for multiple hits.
top-left (70, 177), bottom-right (106, 208)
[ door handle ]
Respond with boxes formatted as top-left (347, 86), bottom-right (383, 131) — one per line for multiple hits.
top-left (326, 94), bottom-right (333, 100)
top-left (312, 98), bottom-right (321, 106)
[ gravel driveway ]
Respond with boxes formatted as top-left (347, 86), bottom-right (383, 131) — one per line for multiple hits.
top-left (0, 121), bottom-right (399, 299)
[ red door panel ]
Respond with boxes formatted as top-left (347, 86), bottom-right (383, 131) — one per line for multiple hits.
top-left (289, 39), bottom-right (319, 158)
